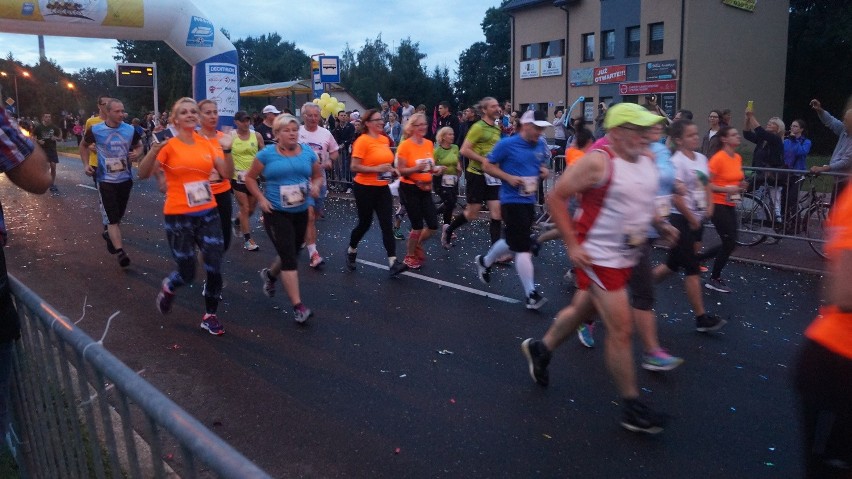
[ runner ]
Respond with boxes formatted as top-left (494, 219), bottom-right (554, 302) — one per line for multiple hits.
top-left (442, 97), bottom-right (504, 250)
top-left (299, 102), bottom-right (340, 268)
top-left (231, 110), bottom-right (265, 250)
top-left (34, 113), bottom-right (61, 192)
top-left (794, 184), bottom-right (852, 478)
top-left (246, 114), bottom-right (323, 324)
top-left (256, 105), bottom-right (279, 145)
top-left (433, 127), bottom-right (461, 231)
top-left (653, 119), bottom-right (727, 332)
top-left (137, 97), bottom-right (230, 336)
top-left (346, 109), bottom-right (408, 277)
top-left (82, 95), bottom-right (111, 181)
top-left (396, 112), bottom-right (443, 269)
top-left (474, 110), bottom-right (551, 309)
top-left (521, 103), bottom-right (676, 434)
top-left (78, 99), bottom-right (142, 268)
top-left (198, 99), bottom-right (236, 252)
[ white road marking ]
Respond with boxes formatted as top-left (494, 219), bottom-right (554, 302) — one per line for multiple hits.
top-left (77, 184), bottom-right (98, 191)
top-left (356, 259), bottom-right (521, 304)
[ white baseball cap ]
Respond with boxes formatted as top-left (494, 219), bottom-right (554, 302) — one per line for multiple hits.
top-left (262, 105), bottom-right (281, 115)
top-left (520, 110), bottom-right (552, 128)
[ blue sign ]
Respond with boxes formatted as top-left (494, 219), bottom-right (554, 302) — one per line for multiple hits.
top-left (186, 16), bottom-right (214, 48)
top-left (319, 56), bottom-right (340, 83)
top-left (312, 70), bottom-right (323, 99)
top-left (21, 2), bottom-right (35, 16)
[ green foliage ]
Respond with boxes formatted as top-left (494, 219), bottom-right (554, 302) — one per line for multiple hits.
top-left (113, 40), bottom-right (192, 117)
top-left (232, 33), bottom-right (310, 112)
top-left (454, 1), bottom-right (511, 108)
top-left (785, 0), bottom-right (852, 154)
top-left (0, 57), bottom-right (79, 119)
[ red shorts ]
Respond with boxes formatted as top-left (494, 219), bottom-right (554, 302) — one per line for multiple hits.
top-left (575, 265), bottom-right (632, 291)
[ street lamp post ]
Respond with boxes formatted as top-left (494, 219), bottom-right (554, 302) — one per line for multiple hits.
top-left (0, 70), bottom-right (30, 116)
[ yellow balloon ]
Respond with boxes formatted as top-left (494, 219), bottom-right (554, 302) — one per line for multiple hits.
top-left (320, 93), bottom-right (330, 100)
top-left (312, 98), bottom-right (320, 104)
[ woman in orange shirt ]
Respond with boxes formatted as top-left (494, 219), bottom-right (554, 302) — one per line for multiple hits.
top-left (346, 109), bottom-right (408, 277)
top-left (198, 99), bottom-right (236, 251)
top-left (794, 187), bottom-right (852, 478)
top-left (397, 112), bottom-right (446, 269)
top-left (138, 97), bottom-right (232, 336)
top-left (700, 126), bottom-right (748, 293)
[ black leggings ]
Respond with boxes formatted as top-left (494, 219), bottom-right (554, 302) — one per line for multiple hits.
top-left (436, 185), bottom-right (458, 224)
top-left (214, 188), bottom-right (233, 252)
top-left (700, 204), bottom-right (737, 279)
top-left (349, 183), bottom-right (396, 257)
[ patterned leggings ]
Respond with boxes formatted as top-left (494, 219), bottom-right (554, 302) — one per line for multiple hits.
top-left (163, 209), bottom-right (224, 305)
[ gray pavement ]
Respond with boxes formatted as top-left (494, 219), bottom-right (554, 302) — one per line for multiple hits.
top-left (0, 154), bottom-right (823, 477)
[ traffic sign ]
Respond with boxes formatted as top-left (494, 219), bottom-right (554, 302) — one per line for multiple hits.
top-left (319, 56), bottom-right (340, 83)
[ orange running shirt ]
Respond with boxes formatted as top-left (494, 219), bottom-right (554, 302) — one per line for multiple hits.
top-left (201, 131), bottom-right (232, 195)
top-left (156, 132), bottom-right (219, 215)
top-left (565, 147), bottom-right (585, 167)
top-left (352, 133), bottom-right (394, 186)
top-left (804, 188), bottom-right (852, 359)
top-left (707, 150), bottom-right (744, 206)
top-left (397, 138), bottom-right (434, 185)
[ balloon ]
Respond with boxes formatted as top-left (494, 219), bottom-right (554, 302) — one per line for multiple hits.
top-left (312, 98), bottom-right (320, 104)
top-left (320, 93), bottom-right (330, 100)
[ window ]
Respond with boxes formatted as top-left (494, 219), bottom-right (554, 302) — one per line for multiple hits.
top-left (520, 103), bottom-right (549, 117)
top-left (582, 33), bottom-right (595, 62)
top-left (648, 23), bottom-right (664, 55)
top-left (541, 40), bottom-right (564, 58)
top-left (522, 43), bottom-right (541, 61)
top-left (626, 26), bottom-right (640, 57)
top-left (601, 30), bottom-right (615, 59)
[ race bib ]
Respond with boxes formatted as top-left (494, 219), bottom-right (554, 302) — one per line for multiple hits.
top-left (484, 173), bottom-right (502, 186)
top-left (184, 180), bottom-right (213, 207)
top-left (377, 171), bottom-right (394, 182)
top-left (441, 175), bottom-right (458, 187)
top-left (519, 176), bottom-right (539, 197)
top-left (655, 195), bottom-right (671, 218)
top-left (416, 158), bottom-right (434, 173)
top-left (279, 183), bottom-right (307, 207)
top-left (692, 188), bottom-right (707, 210)
top-left (235, 170), bottom-right (247, 184)
top-left (105, 157), bottom-right (127, 173)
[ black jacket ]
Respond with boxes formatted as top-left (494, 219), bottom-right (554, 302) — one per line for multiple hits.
top-left (744, 126), bottom-right (784, 168)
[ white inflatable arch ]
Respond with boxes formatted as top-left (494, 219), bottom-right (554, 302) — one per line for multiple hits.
top-left (0, 0), bottom-right (239, 125)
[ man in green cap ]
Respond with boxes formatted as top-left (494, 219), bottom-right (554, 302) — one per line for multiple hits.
top-left (521, 103), bottom-right (677, 434)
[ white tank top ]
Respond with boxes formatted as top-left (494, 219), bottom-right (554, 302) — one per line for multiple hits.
top-left (574, 146), bottom-right (659, 268)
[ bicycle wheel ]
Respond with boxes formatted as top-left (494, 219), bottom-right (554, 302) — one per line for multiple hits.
top-left (734, 193), bottom-right (771, 246)
top-left (804, 205), bottom-right (829, 259)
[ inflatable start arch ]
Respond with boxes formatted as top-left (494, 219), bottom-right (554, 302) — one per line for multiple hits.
top-left (0, 0), bottom-right (239, 125)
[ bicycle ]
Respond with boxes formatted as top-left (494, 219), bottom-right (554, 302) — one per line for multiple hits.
top-left (734, 172), bottom-right (829, 258)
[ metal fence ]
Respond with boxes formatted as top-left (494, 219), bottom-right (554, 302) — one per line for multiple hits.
top-left (6, 275), bottom-right (272, 479)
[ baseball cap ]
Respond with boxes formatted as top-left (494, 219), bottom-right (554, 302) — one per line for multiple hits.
top-left (262, 105), bottom-right (281, 115)
top-left (603, 103), bottom-right (663, 129)
top-left (520, 110), bottom-right (552, 128)
top-left (350, 111), bottom-right (361, 121)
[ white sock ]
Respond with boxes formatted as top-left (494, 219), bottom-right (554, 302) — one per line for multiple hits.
top-left (514, 252), bottom-right (535, 295)
top-left (348, 246), bottom-right (357, 254)
top-left (483, 239), bottom-right (511, 267)
top-left (307, 244), bottom-right (318, 256)
top-left (388, 256), bottom-right (396, 267)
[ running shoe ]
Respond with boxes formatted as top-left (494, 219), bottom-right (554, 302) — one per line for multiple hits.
top-left (293, 304), bottom-right (313, 324)
top-left (525, 291), bottom-right (548, 310)
top-left (116, 250), bottom-right (130, 268)
top-left (393, 227), bottom-right (405, 240)
top-left (530, 233), bottom-right (541, 257)
top-left (244, 239), bottom-right (260, 251)
top-left (389, 259), bottom-right (409, 278)
top-left (641, 349), bottom-right (684, 371)
top-left (200, 314), bottom-right (225, 336)
top-left (521, 338), bottom-right (551, 387)
top-left (577, 323), bottom-right (595, 348)
top-left (156, 279), bottom-right (174, 315)
top-left (260, 268), bottom-right (275, 297)
top-left (475, 255), bottom-right (491, 284)
top-left (621, 399), bottom-right (666, 434)
top-left (345, 250), bottom-right (357, 271)
top-left (403, 255), bottom-right (422, 270)
top-left (695, 314), bottom-right (728, 333)
top-left (441, 225), bottom-right (452, 249)
top-left (309, 251), bottom-right (325, 268)
top-left (704, 278), bottom-right (732, 293)
top-left (102, 230), bottom-right (117, 254)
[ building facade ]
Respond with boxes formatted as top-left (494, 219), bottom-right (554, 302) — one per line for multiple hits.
top-left (504, 0), bottom-right (789, 131)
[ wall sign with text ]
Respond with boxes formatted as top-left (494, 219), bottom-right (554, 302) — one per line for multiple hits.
top-left (540, 57), bottom-right (563, 77)
top-left (520, 60), bottom-right (540, 79)
top-left (593, 65), bottom-right (626, 84)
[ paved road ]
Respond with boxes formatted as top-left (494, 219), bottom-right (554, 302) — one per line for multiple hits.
top-left (2, 155), bottom-right (822, 477)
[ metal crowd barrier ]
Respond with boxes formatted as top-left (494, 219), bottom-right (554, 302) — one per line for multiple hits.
top-left (6, 275), bottom-right (272, 479)
top-left (734, 166), bottom-right (848, 256)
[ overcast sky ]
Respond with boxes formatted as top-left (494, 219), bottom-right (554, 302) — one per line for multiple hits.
top-left (0, 0), bottom-right (495, 76)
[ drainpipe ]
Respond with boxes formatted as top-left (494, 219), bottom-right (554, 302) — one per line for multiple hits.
top-left (678, 0), bottom-right (685, 110)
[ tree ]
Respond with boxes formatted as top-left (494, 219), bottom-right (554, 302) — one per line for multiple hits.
top-left (454, 1), bottom-right (511, 108)
top-left (233, 33), bottom-right (310, 86)
top-left (784, 0), bottom-right (852, 154)
top-left (114, 40), bottom-right (192, 116)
